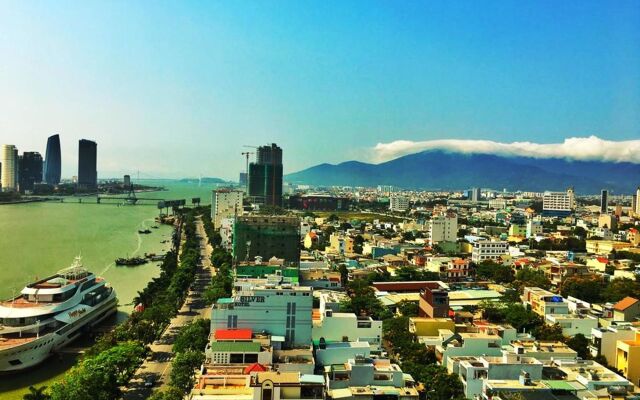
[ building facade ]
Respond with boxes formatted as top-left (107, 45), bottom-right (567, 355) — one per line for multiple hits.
top-left (211, 189), bottom-right (244, 229)
top-left (542, 188), bottom-right (576, 217)
top-left (18, 152), bottom-right (43, 193)
top-left (471, 240), bottom-right (508, 263)
top-left (77, 139), bottom-right (97, 188)
top-left (43, 134), bottom-right (61, 185)
top-left (211, 277), bottom-right (313, 348)
top-left (428, 213), bottom-right (458, 245)
top-left (389, 195), bottom-right (409, 212)
top-left (248, 143), bottom-right (283, 207)
top-left (0, 145), bottom-right (18, 192)
top-left (232, 215), bottom-right (300, 265)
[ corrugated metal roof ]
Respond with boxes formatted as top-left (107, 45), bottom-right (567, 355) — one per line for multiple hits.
top-left (209, 341), bottom-right (260, 353)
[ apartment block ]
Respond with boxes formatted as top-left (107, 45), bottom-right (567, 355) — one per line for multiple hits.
top-left (471, 240), bottom-right (508, 263)
top-left (522, 287), bottom-right (569, 317)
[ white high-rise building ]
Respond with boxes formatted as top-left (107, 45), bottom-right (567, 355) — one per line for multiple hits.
top-left (542, 187), bottom-right (575, 217)
top-left (389, 195), bottom-right (409, 212)
top-left (211, 189), bottom-right (243, 229)
top-left (634, 187), bottom-right (640, 215)
top-left (428, 213), bottom-right (458, 245)
top-left (1, 145), bottom-right (18, 192)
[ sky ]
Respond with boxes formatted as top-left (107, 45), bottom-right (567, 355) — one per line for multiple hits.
top-left (0, 1), bottom-right (639, 180)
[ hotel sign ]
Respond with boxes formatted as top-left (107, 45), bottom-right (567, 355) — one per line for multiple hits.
top-left (236, 296), bottom-right (265, 305)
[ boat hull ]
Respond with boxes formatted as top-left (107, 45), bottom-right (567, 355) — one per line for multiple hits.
top-left (0, 293), bottom-right (118, 372)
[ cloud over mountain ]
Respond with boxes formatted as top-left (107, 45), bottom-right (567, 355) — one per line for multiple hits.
top-left (371, 136), bottom-right (640, 164)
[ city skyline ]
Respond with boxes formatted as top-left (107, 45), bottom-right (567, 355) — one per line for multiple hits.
top-left (1, 1), bottom-right (639, 179)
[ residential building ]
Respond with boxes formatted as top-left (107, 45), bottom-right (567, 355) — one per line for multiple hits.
top-left (598, 213), bottom-right (617, 230)
top-left (545, 313), bottom-right (598, 338)
top-left (324, 357), bottom-right (419, 400)
top-left (211, 189), bottom-right (243, 229)
top-left (232, 215), bottom-right (300, 265)
top-left (249, 371), bottom-right (324, 400)
top-left (471, 240), bottom-right (508, 263)
top-left (78, 139), bottom-right (97, 188)
top-left (418, 282), bottom-right (450, 318)
top-left (248, 143), bottom-right (283, 207)
top-left (389, 195), bottom-right (409, 212)
top-left (435, 331), bottom-right (503, 365)
top-left (428, 213), bottom-right (458, 245)
top-left (43, 134), bottom-right (61, 185)
top-left (1, 145), bottom-right (18, 191)
top-left (616, 330), bottom-right (640, 387)
top-left (447, 353), bottom-right (543, 400)
top-left (542, 188), bottom-right (575, 217)
top-left (526, 220), bottom-right (543, 239)
top-left (312, 310), bottom-right (382, 350)
top-left (315, 341), bottom-right (371, 367)
top-left (509, 340), bottom-right (577, 361)
top-left (408, 317), bottom-right (455, 337)
top-left (522, 287), bottom-right (569, 317)
top-left (634, 187), bottom-right (640, 216)
top-left (18, 151), bottom-right (43, 193)
top-left (211, 275), bottom-right (313, 348)
top-left (590, 324), bottom-right (638, 367)
top-left (613, 297), bottom-right (640, 322)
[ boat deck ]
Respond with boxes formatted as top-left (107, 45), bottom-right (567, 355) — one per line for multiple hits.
top-left (0, 297), bottom-right (59, 308)
top-left (0, 335), bottom-right (38, 349)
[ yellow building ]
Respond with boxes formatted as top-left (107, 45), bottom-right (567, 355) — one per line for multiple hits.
top-left (408, 317), bottom-right (455, 336)
top-left (616, 330), bottom-right (640, 387)
top-left (586, 240), bottom-right (631, 255)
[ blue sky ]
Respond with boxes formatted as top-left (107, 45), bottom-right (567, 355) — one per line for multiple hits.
top-left (0, 1), bottom-right (638, 179)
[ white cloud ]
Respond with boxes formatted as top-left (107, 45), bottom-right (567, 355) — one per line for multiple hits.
top-left (371, 136), bottom-right (640, 164)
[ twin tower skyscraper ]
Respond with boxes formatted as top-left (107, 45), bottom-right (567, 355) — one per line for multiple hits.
top-left (43, 134), bottom-right (97, 188)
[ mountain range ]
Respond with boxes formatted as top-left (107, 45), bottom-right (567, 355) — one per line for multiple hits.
top-left (285, 150), bottom-right (640, 194)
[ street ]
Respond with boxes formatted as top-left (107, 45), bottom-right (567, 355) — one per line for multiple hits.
top-left (122, 216), bottom-right (214, 399)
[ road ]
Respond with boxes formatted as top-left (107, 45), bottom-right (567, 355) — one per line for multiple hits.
top-left (122, 216), bottom-right (214, 399)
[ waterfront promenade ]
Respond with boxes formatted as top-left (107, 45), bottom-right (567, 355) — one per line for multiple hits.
top-left (122, 216), bottom-right (214, 399)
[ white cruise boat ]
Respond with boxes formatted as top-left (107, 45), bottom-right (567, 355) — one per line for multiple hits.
top-left (0, 257), bottom-right (117, 372)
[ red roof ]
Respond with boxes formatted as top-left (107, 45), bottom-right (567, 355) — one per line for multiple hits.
top-left (596, 257), bottom-right (609, 264)
top-left (215, 329), bottom-right (253, 340)
top-left (614, 297), bottom-right (639, 312)
top-left (629, 228), bottom-right (638, 234)
top-left (243, 363), bottom-right (267, 374)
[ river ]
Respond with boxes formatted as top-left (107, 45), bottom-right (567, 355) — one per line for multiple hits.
top-left (0, 180), bottom-right (218, 399)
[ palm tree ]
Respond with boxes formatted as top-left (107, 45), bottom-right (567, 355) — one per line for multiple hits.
top-left (23, 385), bottom-right (50, 400)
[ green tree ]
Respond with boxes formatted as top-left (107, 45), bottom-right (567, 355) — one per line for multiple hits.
top-left (173, 319), bottom-right (211, 353)
top-left (532, 323), bottom-right (565, 341)
top-left (23, 386), bottom-right (50, 400)
top-left (566, 333), bottom-right (590, 359)
top-left (560, 276), bottom-right (603, 303)
top-left (409, 364), bottom-right (465, 400)
top-left (148, 386), bottom-right (185, 400)
top-left (503, 303), bottom-right (543, 333)
top-left (342, 279), bottom-right (386, 319)
top-left (396, 300), bottom-right (419, 317)
top-left (170, 350), bottom-right (205, 393)
top-left (514, 269), bottom-right (551, 290)
top-left (602, 278), bottom-right (640, 303)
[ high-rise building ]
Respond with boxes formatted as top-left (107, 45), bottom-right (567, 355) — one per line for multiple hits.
top-left (123, 175), bottom-right (131, 187)
top-left (248, 143), bottom-right (283, 207)
top-left (633, 187), bottom-right (640, 215)
top-left (232, 215), bottom-right (300, 265)
top-left (43, 134), bottom-right (61, 185)
top-left (211, 189), bottom-right (243, 229)
top-left (1, 145), bottom-right (18, 192)
top-left (18, 152), bottom-right (43, 193)
top-left (389, 195), bottom-right (409, 212)
top-left (78, 139), bottom-right (97, 188)
top-left (600, 189), bottom-right (608, 214)
top-left (542, 187), bottom-right (576, 217)
top-left (468, 187), bottom-right (481, 202)
top-left (428, 213), bottom-right (458, 245)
